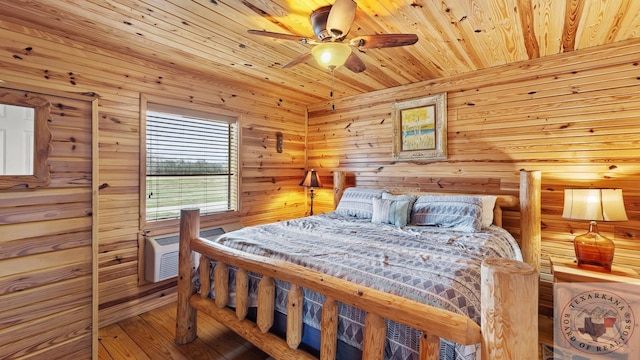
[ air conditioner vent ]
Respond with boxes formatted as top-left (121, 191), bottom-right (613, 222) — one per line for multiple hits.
top-left (144, 222), bottom-right (242, 283)
top-left (200, 227), bottom-right (225, 239)
top-left (155, 235), bottom-right (179, 246)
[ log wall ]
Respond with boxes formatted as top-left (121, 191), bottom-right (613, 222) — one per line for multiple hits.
top-left (307, 38), bottom-right (640, 315)
top-left (0, 88), bottom-right (95, 359)
top-left (0, 19), bottom-right (307, 357)
top-left (3, 10), bottom-right (640, 358)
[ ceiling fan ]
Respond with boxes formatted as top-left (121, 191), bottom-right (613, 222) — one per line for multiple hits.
top-left (247, 0), bottom-right (419, 73)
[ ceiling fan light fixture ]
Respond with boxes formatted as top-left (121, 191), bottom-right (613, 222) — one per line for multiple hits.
top-left (311, 42), bottom-right (351, 69)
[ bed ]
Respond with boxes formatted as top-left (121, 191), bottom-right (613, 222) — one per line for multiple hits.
top-left (176, 170), bottom-right (541, 360)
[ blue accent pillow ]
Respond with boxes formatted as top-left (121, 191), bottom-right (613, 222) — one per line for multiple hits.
top-left (382, 192), bottom-right (418, 222)
top-left (371, 198), bottom-right (411, 227)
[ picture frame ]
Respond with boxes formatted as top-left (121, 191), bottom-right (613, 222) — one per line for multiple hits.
top-left (392, 93), bottom-right (447, 162)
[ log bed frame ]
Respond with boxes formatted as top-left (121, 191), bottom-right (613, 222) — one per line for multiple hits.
top-left (176, 170), bottom-right (541, 360)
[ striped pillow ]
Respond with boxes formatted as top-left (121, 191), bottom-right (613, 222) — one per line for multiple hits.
top-left (382, 192), bottom-right (418, 222)
top-left (410, 194), bottom-right (483, 232)
top-left (371, 197), bottom-right (411, 227)
top-left (335, 188), bottom-right (386, 219)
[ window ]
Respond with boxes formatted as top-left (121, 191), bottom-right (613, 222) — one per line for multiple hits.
top-left (0, 88), bottom-right (52, 189)
top-left (145, 105), bottom-right (238, 221)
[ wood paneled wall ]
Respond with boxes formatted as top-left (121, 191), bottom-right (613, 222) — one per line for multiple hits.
top-left (0, 88), bottom-right (95, 359)
top-left (3, 10), bottom-right (640, 358)
top-left (307, 38), bottom-right (640, 315)
top-left (0, 19), bottom-right (307, 356)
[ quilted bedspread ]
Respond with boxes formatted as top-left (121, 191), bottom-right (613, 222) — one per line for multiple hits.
top-left (202, 212), bottom-right (522, 360)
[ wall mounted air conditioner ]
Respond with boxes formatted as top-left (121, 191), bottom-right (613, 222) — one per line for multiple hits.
top-left (144, 222), bottom-right (243, 283)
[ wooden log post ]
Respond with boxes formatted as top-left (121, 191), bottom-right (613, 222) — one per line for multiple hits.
top-left (419, 333), bottom-right (439, 360)
top-left (481, 258), bottom-right (538, 360)
top-left (333, 171), bottom-right (345, 209)
top-left (257, 276), bottom-right (275, 333)
top-left (214, 262), bottom-right (229, 308)
top-left (235, 268), bottom-right (249, 320)
top-left (320, 297), bottom-right (339, 360)
top-left (286, 285), bottom-right (304, 349)
top-left (362, 313), bottom-right (386, 359)
top-left (175, 208), bottom-right (200, 344)
top-left (519, 169), bottom-right (541, 271)
top-left (199, 255), bottom-right (211, 299)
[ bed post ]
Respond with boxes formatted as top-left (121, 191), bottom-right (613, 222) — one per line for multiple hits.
top-left (479, 169), bottom-right (541, 358)
top-left (519, 169), bottom-right (541, 271)
top-left (481, 258), bottom-right (538, 359)
top-left (175, 208), bottom-right (200, 344)
top-left (333, 170), bottom-right (345, 209)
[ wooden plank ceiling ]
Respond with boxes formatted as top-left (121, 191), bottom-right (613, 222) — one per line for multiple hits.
top-left (1, 0), bottom-right (640, 104)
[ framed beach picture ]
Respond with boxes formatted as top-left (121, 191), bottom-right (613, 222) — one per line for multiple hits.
top-left (392, 93), bottom-right (447, 161)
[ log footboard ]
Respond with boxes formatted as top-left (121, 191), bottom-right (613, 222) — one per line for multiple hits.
top-left (176, 209), bottom-right (538, 359)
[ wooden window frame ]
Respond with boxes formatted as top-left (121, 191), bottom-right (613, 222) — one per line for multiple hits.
top-left (0, 88), bottom-right (52, 189)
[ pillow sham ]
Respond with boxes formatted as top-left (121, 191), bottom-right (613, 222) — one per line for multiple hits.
top-left (410, 194), bottom-right (484, 232)
top-left (381, 192), bottom-right (418, 222)
top-left (371, 197), bottom-right (411, 227)
top-left (335, 187), bottom-right (386, 219)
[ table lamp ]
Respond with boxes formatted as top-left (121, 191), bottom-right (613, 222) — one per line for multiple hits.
top-left (300, 169), bottom-right (322, 216)
top-left (562, 188), bottom-right (628, 272)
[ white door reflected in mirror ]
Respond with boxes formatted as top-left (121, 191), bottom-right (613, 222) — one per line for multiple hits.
top-left (0, 104), bottom-right (34, 175)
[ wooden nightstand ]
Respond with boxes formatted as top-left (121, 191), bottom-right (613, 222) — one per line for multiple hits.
top-left (549, 256), bottom-right (639, 284)
top-left (543, 257), bottom-right (640, 360)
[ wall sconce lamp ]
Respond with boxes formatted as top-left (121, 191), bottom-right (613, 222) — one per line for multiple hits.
top-left (300, 169), bottom-right (322, 216)
top-left (562, 188), bottom-right (628, 272)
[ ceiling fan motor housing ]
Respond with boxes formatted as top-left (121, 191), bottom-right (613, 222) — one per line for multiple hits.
top-left (310, 6), bottom-right (331, 41)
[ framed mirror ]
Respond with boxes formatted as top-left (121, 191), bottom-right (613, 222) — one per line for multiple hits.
top-left (0, 88), bottom-right (52, 189)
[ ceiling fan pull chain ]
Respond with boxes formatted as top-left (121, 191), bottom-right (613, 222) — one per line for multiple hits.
top-left (330, 67), bottom-right (336, 111)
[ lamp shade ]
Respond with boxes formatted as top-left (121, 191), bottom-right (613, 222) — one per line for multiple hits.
top-left (562, 188), bottom-right (628, 221)
top-left (300, 169), bottom-right (322, 188)
top-left (311, 43), bottom-right (351, 69)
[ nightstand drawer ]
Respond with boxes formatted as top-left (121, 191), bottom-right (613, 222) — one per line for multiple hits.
top-left (547, 256), bottom-right (640, 359)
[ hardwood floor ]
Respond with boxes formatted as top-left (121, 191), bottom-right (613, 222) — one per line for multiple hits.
top-left (98, 302), bottom-right (269, 360)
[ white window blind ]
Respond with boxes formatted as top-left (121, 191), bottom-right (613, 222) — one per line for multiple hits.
top-left (145, 109), bottom-right (238, 221)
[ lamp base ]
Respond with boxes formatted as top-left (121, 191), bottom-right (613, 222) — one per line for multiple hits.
top-left (573, 222), bottom-right (614, 273)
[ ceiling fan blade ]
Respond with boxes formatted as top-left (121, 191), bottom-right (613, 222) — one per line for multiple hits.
top-left (343, 52), bottom-right (366, 73)
top-left (326, 0), bottom-right (356, 40)
top-left (349, 34), bottom-right (419, 49)
top-left (282, 53), bottom-right (312, 69)
top-left (247, 29), bottom-right (312, 43)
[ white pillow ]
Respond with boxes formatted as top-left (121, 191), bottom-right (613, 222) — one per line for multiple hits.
top-left (481, 196), bottom-right (497, 228)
